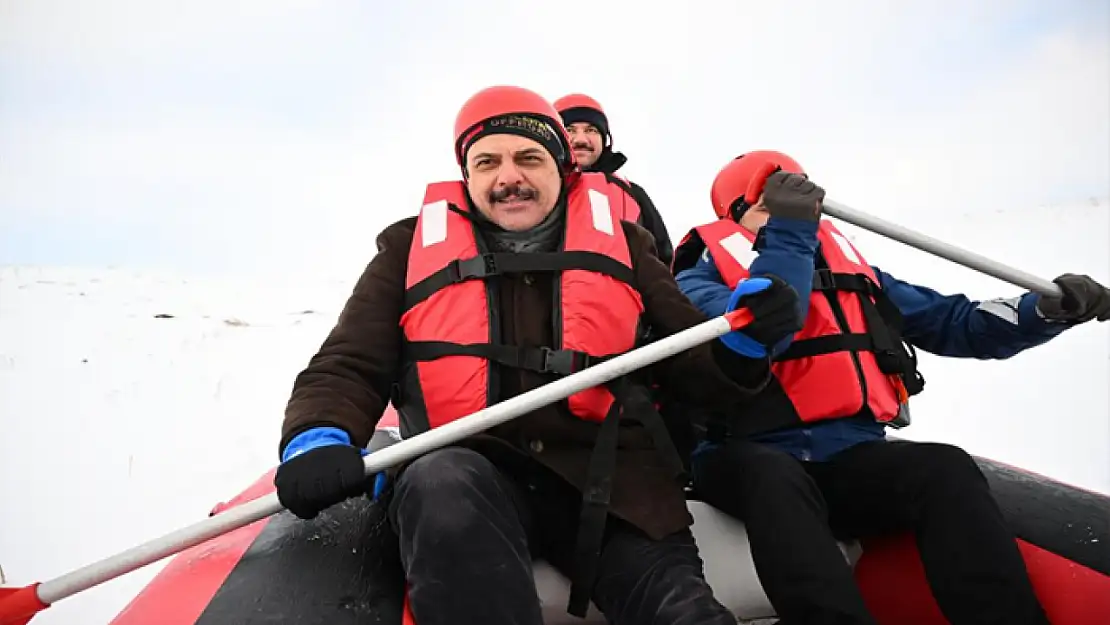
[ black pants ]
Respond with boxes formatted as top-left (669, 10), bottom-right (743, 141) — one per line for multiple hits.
top-left (387, 446), bottom-right (735, 625)
top-left (692, 438), bottom-right (1050, 625)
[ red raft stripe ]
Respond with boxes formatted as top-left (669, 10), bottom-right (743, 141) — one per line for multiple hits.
top-left (855, 533), bottom-right (1110, 625)
top-left (109, 468), bottom-right (280, 625)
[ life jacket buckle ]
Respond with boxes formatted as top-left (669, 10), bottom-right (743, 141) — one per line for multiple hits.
top-left (874, 348), bottom-right (903, 374)
top-left (539, 347), bottom-right (576, 375)
top-left (813, 268), bottom-right (837, 291)
top-left (479, 253), bottom-right (498, 276)
top-left (448, 254), bottom-right (498, 283)
top-left (861, 275), bottom-right (880, 296)
top-left (538, 348), bottom-right (594, 375)
top-left (583, 482), bottom-right (612, 506)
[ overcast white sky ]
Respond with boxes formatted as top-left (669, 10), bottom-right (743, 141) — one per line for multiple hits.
top-left (1, 0), bottom-right (1107, 279)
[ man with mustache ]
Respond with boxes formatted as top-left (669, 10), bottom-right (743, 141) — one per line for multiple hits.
top-left (554, 93), bottom-right (674, 267)
top-left (271, 86), bottom-right (807, 625)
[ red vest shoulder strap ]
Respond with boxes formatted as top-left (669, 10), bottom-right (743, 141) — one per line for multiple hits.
top-left (692, 218), bottom-right (758, 288)
top-left (815, 220), bottom-right (876, 279)
top-left (569, 173), bottom-right (634, 265)
top-left (592, 171), bottom-right (642, 223)
top-left (406, 181), bottom-right (475, 288)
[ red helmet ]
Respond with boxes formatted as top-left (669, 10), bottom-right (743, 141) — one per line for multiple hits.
top-left (553, 93), bottom-right (606, 116)
top-left (710, 150), bottom-right (805, 219)
top-left (553, 93), bottom-right (611, 147)
top-left (453, 85), bottom-right (575, 170)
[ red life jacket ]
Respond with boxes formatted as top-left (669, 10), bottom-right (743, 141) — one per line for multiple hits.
top-left (397, 172), bottom-right (685, 619)
top-left (397, 172), bottom-right (646, 434)
top-left (603, 172), bottom-right (642, 223)
top-left (676, 218), bottom-right (923, 432)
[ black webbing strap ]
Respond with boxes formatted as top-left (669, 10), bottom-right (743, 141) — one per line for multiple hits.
top-left (869, 286), bottom-right (907, 336)
top-left (778, 265), bottom-right (887, 364)
top-left (854, 284), bottom-right (924, 396)
top-left (403, 251), bottom-right (636, 313)
top-left (566, 377), bottom-right (688, 617)
top-left (404, 341), bottom-right (606, 375)
top-left (778, 268), bottom-right (924, 396)
top-left (810, 269), bottom-right (907, 335)
top-left (776, 333), bottom-right (875, 361)
top-left (612, 381), bottom-right (688, 482)
top-left (566, 395), bottom-right (621, 618)
top-left (812, 268), bottom-right (871, 294)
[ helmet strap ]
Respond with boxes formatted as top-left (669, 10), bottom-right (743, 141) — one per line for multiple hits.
top-left (728, 197), bottom-right (750, 223)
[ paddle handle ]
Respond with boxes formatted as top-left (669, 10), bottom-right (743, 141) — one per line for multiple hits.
top-left (32, 308), bottom-right (754, 606)
top-left (822, 198), bottom-right (1063, 299)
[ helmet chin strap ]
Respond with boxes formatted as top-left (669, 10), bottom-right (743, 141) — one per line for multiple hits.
top-left (728, 197), bottom-right (751, 223)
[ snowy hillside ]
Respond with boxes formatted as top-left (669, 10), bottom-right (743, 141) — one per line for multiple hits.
top-left (0, 266), bottom-right (358, 625)
top-left (1, 198), bottom-right (1108, 625)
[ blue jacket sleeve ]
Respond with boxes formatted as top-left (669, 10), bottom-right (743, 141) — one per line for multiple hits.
top-left (674, 255), bottom-right (732, 318)
top-left (749, 217), bottom-right (820, 323)
top-left (875, 267), bottom-right (1074, 359)
top-left (676, 216), bottom-right (819, 355)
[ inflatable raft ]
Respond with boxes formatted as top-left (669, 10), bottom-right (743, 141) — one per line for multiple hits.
top-left (109, 407), bottom-right (1109, 625)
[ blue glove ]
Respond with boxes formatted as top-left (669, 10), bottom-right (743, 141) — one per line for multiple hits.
top-left (280, 426), bottom-right (390, 502)
top-left (720, 277), bottom-right (773, 358)
top-left (719, 275), bottom-right (803, 358)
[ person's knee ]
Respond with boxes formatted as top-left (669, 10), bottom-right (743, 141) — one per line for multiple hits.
top-left (391, 447), bottom-right (508, 533)
top-left (909, 442), bottom-right (988, 491)
top-left (698, 440), bottom-right (808, 492)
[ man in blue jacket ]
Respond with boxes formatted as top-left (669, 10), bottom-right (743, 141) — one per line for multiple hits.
top-left (670, 150), bottom-right (1110, 625)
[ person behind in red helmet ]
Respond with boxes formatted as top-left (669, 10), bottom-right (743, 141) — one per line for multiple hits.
top-left (272, 87), bottom-right (804, 625)
top-left (553, 93), bottom-right (675, 266)
top-left (670, 150), bottom-right (1110, 625)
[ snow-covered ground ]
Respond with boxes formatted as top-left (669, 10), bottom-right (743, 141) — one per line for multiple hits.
top-left (0, 266), bottom-right (357, 624)
top-left (1, 198), bottom-right (1108, 625)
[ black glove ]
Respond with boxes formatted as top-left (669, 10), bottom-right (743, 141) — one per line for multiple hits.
top-left (732, 274), bottom-right (804, 347)
top-left (762, 171), bottom-right (824, 222)
top-left (274, 444), bottom-right (373, 520)
top-left (1036, 273), bottom-right (1110, 323)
